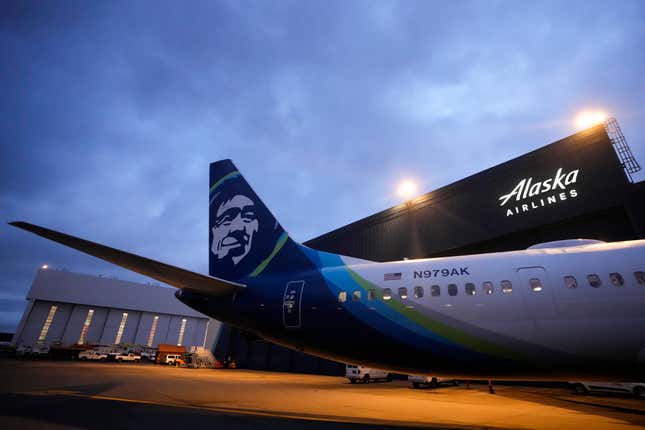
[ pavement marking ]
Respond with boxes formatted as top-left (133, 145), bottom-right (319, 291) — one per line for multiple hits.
top-left (552, 397), bottom-right (645, 416)
top-left (12, 390), bottom-right (457, 429)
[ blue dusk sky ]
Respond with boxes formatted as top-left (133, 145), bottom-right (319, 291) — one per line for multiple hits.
top-left (1, 0), bottom-right (644, 332)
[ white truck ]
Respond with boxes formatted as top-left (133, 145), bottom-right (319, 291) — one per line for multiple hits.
top-left (570, 381), bottom-right (645, 397)
top-left (114, 352), bottom-right (141, 363)
top-left (164, 354), bottom-right (185, 365)
top-left (345, 365), bottom-right (392, 384)
top-left (408, 375), bottom-right (459, 389)
top-left (16, 345), bottom-right (50, 357)
top-left (78, 350), bottom-right (108, 361)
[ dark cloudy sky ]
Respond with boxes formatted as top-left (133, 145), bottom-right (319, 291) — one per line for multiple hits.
top-left (1, 0), bottom-right (644, 332)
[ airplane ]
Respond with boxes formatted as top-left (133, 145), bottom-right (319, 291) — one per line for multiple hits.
top-left (10, 159), bottom-right (645, 381)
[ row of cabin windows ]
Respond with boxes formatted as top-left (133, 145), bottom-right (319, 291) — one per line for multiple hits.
top-left (565, 271), bottom-right (645, 288)
top-left (336, 271), bottom-right (645, 303)
top-left (338, 280), bottom-right (515, 303)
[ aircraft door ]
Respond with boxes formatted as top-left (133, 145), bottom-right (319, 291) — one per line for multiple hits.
top-left (516, 267), bottom-right (556, 320)
top-left (283, 280), bottom-right (304, 329)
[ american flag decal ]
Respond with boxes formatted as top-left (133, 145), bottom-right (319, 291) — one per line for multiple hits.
top-left (384, 272), bottom-right (402, 281)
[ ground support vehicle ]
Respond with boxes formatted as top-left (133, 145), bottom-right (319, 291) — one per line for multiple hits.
top-left (140, 350), bottom-right (156, 362)
top-left (115, 352), bottom-right (141, 363)
top-left (346, 365), bottom-right (392, 384)
top-left (164, 354), bottom-right (185, 366)
top-left (16, 345), bottom-right (50, 358)
top-left (408, 375), bottom-right (460, 389)
top-left (570, 381), bottom-right (645, 397)
top-left (185, 347), bottom-right (216, 368)
top-left (78, 350), bottom-right (108, 361)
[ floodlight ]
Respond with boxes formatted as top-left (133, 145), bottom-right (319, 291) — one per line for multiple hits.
top-left (397, 180), bottom-right (418, 199)
top-left (574, 110), bottom-right (607, 130)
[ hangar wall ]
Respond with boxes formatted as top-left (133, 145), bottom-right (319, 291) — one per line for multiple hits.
top-left (13, 269), bottom-right (220, 351)
top-left (218, 122), bottom-right (644, 374)
top-left (306, 124), bottom-right (644, 260)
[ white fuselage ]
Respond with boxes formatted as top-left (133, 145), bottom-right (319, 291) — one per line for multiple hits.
top-left (341, 240), bottom-right (645, 367)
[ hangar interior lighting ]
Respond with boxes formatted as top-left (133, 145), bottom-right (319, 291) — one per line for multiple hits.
top-left (114, 312), bottom-right (128, 344)
top-left (38, 305), bottom-right (58, 342)
top-left (397, 180), bottom-right (418, 200)
top-left (575, 110), bottom-right (608, 130)
top-left (177, 318), bottom-right (187, 346)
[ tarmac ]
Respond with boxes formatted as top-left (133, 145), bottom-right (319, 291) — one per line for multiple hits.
top-left (1, 360), bottom-right (644, 429)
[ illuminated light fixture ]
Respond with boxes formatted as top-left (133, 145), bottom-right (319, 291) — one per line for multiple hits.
top-left (397, 180), bottom-right (418, 200)
top-left (41, 264), bottom-right (48, 269)
top-left (574, 110), bottom-right (608, 130)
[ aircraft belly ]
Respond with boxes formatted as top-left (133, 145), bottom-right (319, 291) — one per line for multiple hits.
top-left (528, 318), bottom-right (645, 362)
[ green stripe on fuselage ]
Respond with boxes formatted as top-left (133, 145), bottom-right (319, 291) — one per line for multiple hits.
top-left (345, 267), bottom-right (525, 361)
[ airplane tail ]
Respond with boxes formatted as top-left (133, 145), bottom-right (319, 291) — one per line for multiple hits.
top-left (209, 160), bottom-right (301, 281)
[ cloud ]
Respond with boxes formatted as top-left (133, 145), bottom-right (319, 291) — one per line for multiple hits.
top-left (1, 0), bottom-right (644, 332)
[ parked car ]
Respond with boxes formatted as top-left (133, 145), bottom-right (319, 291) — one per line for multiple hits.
top-left (78, 350), bottom-right (108, 361)
top-left (16, 345), bottom-right (50, 358)
top-left (345, 365), bottom-right (392, 384)
top-left (570, 381), bottom-right (645, 397)
top-left (140, 351), bottom-right (156, 361)
top-left (15, 345), bottom-right (33, 357)
top-left (408, 375), bottom-right (459, 389)
top-left (114, 352), bottom-right (141, 363)
top-left (164, 354), bottom-right (185, 366)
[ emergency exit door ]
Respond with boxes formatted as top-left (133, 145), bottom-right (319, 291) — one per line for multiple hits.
top-left (516, 267), bottom-right (556, 319)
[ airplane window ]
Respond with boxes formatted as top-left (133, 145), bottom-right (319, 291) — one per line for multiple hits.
top-left (465, 283), bottom-right (476, 296)
top-left (352, 290), bottom-right (362, 301)
top-left (634, 271), bottom-right (644, 285)
top-left (501, 280), bottom-right (512, 294)
top-left (587, 274), bottom-right (602, 288)
top-left (529, 278), bottom-right (542, 292)
top-left (482, 281), bottom-right (494, 295)
top-left (609, 273), bottom-right (624, 287)
top-left (564, 276), bottom-right (577, 289)
top-left (413, 286), bottom-right (424, 299)
top-left (383, 288), bottom-right (392, 301)
top-left (338, 291), bottom-right (347, 303)
top-left (398, 287), bottom-right (408, 300)
top-left (367, 289), bottom-right (377, 301)
top-left (431, 285), bottom-right (441, 297)
top-left (448, 284), bottom-right (458, 296)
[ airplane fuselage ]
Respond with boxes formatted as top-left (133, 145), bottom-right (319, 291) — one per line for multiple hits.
top-left (13, 159), bottom-right (645, 382)
top-left (180, 239), bottom-right (645, 380)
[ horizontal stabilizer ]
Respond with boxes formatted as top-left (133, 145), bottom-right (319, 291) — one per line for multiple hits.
top-left (9, 221), bottom-right (245, 297)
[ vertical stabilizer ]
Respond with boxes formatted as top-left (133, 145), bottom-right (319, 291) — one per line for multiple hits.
top-left (209, 160), bottom-right (292, 281)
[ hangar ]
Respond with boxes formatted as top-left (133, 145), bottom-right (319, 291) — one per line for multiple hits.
top-left (305, 120), bottom-right (643, 260)
top-left (12, 268), bottom-right (220, 352)
top-left (217, 119), bottom-right (644, 374)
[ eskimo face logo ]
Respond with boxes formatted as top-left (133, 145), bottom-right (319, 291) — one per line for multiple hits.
top-left (211, 194), bottom-right (259, 265)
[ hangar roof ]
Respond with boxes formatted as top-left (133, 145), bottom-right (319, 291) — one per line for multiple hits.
top-left (26, 268), bottom-right (207, 318)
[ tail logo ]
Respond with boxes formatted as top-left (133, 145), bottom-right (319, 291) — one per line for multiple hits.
top-left (209, 161), bottom-right (292, 280)
top-left (211, 193), bottom-right (259, 266)
top-left (211, 194), bottom-right (259, 265)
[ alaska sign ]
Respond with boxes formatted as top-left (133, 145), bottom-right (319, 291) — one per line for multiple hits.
top-left (498, 168), bottom-right (580, 217)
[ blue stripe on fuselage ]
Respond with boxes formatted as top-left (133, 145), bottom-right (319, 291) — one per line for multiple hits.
top-left (309, 249), bottom-right (493, 362)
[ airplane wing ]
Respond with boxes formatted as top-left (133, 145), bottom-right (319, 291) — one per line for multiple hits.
top-left (9, 221), bottom-right (245, 297)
